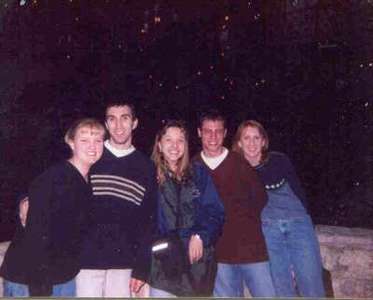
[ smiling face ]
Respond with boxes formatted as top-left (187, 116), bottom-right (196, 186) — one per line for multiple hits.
top-left (105, 105), bottom-right (138, 150)
top-left (238, 125), bottom-right (265, 166)
top-left (68, 126), bottom-right (104, 168)
top-left (198, 119), bottom-right (227, 157)
top-left (158, 126), bottom-right (186, 170)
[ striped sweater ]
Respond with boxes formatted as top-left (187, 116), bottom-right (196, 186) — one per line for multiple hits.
top-left (80, 147), bottom-right (158, 281)
top-left (91, 173), bottom-right (146, 206)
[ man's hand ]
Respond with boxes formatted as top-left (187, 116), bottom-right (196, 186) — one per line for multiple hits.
top-left (188, 234), bottom-right (203, 264)
top-left (19, 197), bottom-right (29, 227)
top-left (130, 278), bottom-right (147, 296)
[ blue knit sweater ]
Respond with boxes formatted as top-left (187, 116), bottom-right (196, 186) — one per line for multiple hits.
top-left (255, 151), bottom-right (309, 211)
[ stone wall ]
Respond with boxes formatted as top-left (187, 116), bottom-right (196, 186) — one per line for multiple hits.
top-left (0, 225), bottom-right (372, 297)
top-left (0, 241), bottom-right (9, 297)
top-left (316, 225), bottom-right (373, 298)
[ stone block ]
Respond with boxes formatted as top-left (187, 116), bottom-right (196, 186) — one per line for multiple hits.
top-left (0, 226), bottom-right (372, 298)
top-left (0, 242), bottom-right (10, 297)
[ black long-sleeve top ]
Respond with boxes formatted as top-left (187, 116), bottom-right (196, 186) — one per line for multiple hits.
top-left (0, 161), bottom-right (91, 290)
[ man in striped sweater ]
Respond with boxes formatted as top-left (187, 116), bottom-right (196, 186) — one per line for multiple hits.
top-left (76, 100), bottom-right (157, 297)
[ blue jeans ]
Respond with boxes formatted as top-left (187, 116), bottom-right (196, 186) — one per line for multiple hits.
top-left (3, 278), bottom-right (76, 297)
top-left (213, 261), bottom-right (276, 297)
top-left (262, 215), bottom-right (325, 297)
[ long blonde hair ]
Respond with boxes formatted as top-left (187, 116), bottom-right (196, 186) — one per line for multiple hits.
top-left (151, 120), bottom-right (191, 185)
top-left (232, 119), bottom-right (269, 164)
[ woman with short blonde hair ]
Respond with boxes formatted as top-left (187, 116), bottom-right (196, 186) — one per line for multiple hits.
top-left (1, 118), bottom-right (105, 297)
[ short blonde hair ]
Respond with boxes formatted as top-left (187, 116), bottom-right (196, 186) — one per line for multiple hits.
top-left (64, 118), bottom-right (106, 144)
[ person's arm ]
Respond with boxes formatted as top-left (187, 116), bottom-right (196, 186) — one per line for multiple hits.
top-left (191, 164), bottom-right (225, 246)
top-left (283, 154), bottom-right (309, 210)
top-left (243, 158), bottom-right (268, 215)
top-left (131, 164), bottom-right (158, 288)
top-left (23, 174), bottom-right (53, 296)
top-left (187, 163), bottom-right (225, 263)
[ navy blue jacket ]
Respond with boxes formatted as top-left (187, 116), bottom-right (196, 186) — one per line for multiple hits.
top-left (157, 160), bottom-right (225, 248)
top-left (151, 161), bottom-right (224, 296)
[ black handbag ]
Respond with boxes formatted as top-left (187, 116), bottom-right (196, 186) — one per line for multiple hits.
top-left (151, 180), bottom-right (191, 284)
top-left (152, 232), bottom-right (190, 279)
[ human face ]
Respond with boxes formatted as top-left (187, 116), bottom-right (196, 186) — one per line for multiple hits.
top-left (68, 126), bottom-right (104, 168)
top-left (198, 120), bottom-right (227, 157)
top-left (238, 126), bottom-right (265, 166)
top-left (105, 105), bottom-right (138, 149)
top-left (158, 127), bottom-right (186, 170)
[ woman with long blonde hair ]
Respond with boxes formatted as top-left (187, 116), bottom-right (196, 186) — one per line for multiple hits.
top-left (149, 120), bottom-right (224, 297)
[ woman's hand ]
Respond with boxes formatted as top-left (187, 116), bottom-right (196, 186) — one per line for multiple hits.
top-left (188, 234), bottom-right (203, 264)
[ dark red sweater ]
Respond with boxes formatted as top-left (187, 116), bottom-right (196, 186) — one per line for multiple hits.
top-left (196, 151), bottom-right (268, 263)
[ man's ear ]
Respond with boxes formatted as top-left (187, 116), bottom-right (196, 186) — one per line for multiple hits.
top-left (197, 128), bottom-right (202, 138)
top-left (67, 139), bottom-right (75, 152)
top-left (132, 118), bottom-right (138, 130)
top-left (224, 129), bottom-right (227, 138)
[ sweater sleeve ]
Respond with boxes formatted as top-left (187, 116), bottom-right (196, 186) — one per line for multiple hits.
top-left (242, 157), bottom-right (268, 215)
top-left (131, 163), bottom-right (158, 282)
top-left (283, 154), bottom-right (309, 210)
top-left (23, 172), bottom-right (53, 295)
top-left (189, 163), bottom-right (225, 247)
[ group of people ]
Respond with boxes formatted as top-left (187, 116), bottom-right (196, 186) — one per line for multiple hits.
top-left (0, 100), bottom-right (326, 298)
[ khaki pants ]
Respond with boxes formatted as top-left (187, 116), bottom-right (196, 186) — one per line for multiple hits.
top-left (76, 269), bottom-right (133, 297)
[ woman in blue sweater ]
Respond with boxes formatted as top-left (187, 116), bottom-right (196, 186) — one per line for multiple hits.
top-left (149, 120), bottom-right (225, 297)
top-left (232, 120), bottom-right (325, 297)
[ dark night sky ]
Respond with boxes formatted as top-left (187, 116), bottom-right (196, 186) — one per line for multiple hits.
top-left (0, 0), bottom-right (372, 239)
